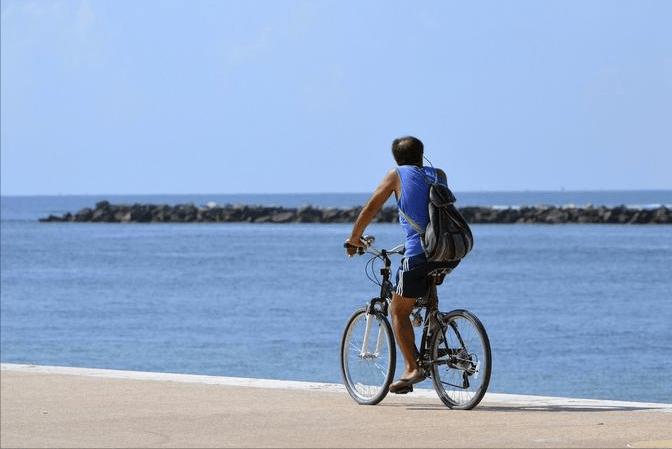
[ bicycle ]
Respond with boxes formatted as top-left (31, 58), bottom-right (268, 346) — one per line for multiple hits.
top-left (340, 235), bottom-right (492, 409)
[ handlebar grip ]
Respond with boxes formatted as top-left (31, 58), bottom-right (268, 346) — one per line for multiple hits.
top-left (344, 242), bottom-right (365, 255)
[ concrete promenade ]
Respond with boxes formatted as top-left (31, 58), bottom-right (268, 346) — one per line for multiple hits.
top-left (2, 363), bottom-right (671, 448)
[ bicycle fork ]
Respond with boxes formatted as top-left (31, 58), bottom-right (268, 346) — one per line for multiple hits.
top-left (359, 312), bottom-right (384, 359)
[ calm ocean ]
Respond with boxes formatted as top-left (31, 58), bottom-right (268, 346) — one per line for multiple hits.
top-left (1, 191), bottom-right (671, 404)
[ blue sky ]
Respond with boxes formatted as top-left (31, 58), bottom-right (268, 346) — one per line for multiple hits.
top-left (2, 0), bottom-right (671, 195)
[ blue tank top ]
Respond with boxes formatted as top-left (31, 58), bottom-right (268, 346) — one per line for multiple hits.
top-left (396, 165), bottom-right (443, 257)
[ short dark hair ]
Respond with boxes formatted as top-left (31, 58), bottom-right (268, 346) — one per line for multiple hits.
top-left (391, 136), bottom-right (424, 166)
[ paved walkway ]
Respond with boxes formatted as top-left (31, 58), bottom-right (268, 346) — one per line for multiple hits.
top-left (2, 364), bottom-right (671, 448)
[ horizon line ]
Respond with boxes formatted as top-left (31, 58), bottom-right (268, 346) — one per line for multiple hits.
top-left (2, 188), bottom-right (672, 198)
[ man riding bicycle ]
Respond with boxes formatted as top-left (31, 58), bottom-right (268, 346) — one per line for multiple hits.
top-left (345, 136), bottom-right (459, 394)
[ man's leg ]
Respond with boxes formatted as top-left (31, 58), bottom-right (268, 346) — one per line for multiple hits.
top-left (389, 293), bottom-right (421, 380)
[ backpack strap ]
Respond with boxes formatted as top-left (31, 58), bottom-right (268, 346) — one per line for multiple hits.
top-left (398, 203), bottom-right (425, 235)
top-left (426, 167), bottom-right (445, 188)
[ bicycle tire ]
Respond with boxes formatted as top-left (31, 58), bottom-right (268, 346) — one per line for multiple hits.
top-left (430, 309), bottom-right (491, 410)
top-left (340, 307), bottom-right (396, 405)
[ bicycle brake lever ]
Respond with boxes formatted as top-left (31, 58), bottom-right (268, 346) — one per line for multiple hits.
top-left (360, 235), bottom-right (375, 248)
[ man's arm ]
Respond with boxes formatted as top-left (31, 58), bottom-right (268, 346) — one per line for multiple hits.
top-left (346, 169), bottom-right (400, 250)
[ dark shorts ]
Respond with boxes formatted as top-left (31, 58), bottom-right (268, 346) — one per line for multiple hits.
top-left (395, 254), bottom-right (460, 298)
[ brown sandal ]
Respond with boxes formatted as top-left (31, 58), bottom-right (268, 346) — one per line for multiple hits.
top-left (390, 383), bottom-right (413, 394)
top-left (389, 373), bottom-right (425, 394)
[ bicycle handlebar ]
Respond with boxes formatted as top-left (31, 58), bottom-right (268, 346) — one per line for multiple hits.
top-left (344, 235), bottom-right (405, 258)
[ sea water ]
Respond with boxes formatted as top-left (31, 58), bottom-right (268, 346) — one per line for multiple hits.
top-left (1, 192), bottom-right (671, 403)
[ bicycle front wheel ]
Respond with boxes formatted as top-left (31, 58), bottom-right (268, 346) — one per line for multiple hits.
top-left (430, 309), bottom-right (492, 410)
top-left (340, 308), bottom-right (396, 405)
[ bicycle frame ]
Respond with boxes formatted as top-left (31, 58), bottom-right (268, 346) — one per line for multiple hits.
top-left (415, 283), bottom-right (451, 378)
top-left (359, 244), bottom-right (456, 379)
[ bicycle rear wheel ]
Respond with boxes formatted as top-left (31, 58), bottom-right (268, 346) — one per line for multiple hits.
top-left (340, 308), bottom-right (396, 405)
top-left (430, 309), bottom-right (491, 410)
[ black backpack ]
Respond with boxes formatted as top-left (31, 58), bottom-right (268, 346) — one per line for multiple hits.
top-left (398, 171), bottom-right (474, 262)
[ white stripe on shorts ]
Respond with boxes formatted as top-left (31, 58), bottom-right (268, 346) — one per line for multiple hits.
top-left (395, 258), bottom-right (410, 296)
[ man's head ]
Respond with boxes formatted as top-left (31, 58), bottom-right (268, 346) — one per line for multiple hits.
top-left (392, 136), bottom-right (424, 166)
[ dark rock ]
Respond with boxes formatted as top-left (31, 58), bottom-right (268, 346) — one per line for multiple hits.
top-left (544, 208), bottom-right (568, 224)
top-left (297, 205), bottom-right (321, 223)
top-left (74, 207), bottom-right (93, 222)
top-left (322, 209), bottom-right (341, 222)
top-left (95, 200), bottom-right (110, 210)
top-left (653, 206), bottom-right (672, 224)
top-left (271, 211), bottom-right (296, 223)
top-left (39, 214), bottom-right (65, 222)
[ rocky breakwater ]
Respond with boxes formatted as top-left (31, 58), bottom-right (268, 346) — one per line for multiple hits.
top-left (38, 200), bottom-right (393, 224)
top-left (39, 201), bottom-right (672, 224)
top-left (460, 204), bottom-right (672, 224)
